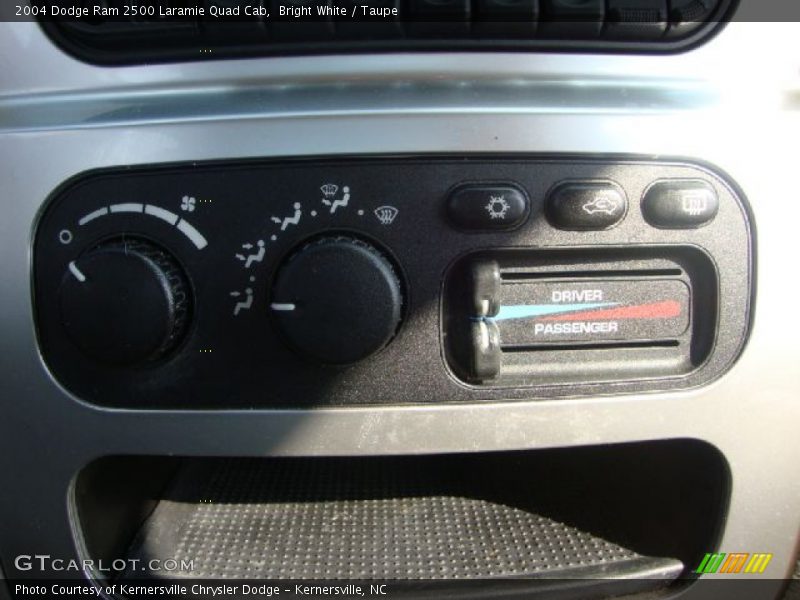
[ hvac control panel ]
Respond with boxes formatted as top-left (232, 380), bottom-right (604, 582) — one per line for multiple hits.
top-left (33, 157), bottom-right (752, 408)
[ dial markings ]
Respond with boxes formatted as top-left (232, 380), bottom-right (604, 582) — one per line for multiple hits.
top-left (144, 204), bottom-right (180, 225)
top-left (176, 218), bottom-right (208, 250)
top-left (109, 203), bottom-right (144, 214)
top-left (76, 204), bottom-right (208, 250)
top-left (78, 207), bottom-right (108, 226)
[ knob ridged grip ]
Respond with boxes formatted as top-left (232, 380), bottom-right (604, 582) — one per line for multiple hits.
top-left (270, 236), bottom-right (404, 365)
top-left (58, 238), bottom-right (191, 366)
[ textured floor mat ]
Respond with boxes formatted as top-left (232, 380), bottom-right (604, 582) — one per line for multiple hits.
top-left (125, 457), bottom-right (683, 583)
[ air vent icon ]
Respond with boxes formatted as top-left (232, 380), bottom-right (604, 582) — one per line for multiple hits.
top-left (374, 206), bottom-right (399, 225)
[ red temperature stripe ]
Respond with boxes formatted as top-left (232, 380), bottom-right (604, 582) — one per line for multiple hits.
top-left (542, 300), bottom-right (683, 322)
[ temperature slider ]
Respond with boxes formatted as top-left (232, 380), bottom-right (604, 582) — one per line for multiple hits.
top-left (483, 277), bottom-right (690, 348)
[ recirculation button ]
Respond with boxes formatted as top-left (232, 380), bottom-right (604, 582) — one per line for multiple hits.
top-left (547, 182), bottom-right (627, 230)
top-left (447, 185), bottom-right (529, 231)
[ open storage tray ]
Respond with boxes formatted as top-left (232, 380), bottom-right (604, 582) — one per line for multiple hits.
top-left (74, 441), bottom-right (729, 598)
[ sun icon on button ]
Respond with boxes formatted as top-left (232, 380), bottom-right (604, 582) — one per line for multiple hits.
top-left (485, 195), bottom-right (510, 219)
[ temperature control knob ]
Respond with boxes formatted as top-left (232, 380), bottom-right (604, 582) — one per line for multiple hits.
top-left (270, 236), bottom-right (404, 365)
top-left (58, 238), bottom-right (191, 366)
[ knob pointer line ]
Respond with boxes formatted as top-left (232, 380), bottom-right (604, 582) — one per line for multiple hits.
top-left (271, 303), bottom-right (296, 312)
top-left (68, 261), bottom-right (86, 283)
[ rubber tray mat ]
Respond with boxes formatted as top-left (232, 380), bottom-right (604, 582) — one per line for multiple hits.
top-left (125, 458), bottom-right (683, 583)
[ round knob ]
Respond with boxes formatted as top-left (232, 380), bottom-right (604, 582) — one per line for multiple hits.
top-left (58, 238), bottom-right (191, 366)
top-left (270, 236), bottom-right (404, 365)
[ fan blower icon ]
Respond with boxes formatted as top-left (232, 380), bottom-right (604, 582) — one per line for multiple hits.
top-left (374, 206), bottom-right (399, 225)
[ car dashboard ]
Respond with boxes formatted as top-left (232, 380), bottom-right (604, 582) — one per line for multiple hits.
top-left (0, 3), bottom-right (799, 599)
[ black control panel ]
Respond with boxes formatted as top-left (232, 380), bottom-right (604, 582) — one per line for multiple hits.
top-left (34, 156), bottom-right (752, 408)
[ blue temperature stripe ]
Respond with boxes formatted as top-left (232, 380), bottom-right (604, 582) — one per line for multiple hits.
top-left (493, 302), bottom-right (619, 321)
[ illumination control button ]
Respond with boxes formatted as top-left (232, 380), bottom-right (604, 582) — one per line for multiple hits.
top-left (642, 180), bottom-right (719, 228)
top-left (447, 185), bottom-right (529, 231)
top-left (547, 182), bottom-right (627, 230)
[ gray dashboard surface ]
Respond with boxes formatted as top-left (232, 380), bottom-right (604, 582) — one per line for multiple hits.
top-left (0, 13), bottom-right (799, 597)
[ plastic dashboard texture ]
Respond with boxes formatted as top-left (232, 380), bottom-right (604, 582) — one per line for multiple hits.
top-left (0, 15), bottom-right (799, 596)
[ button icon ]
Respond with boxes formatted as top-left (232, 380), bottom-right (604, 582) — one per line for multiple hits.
top-left (180, 195), bottom-right (196, 212)
top-left (547, 183), bottom-right (627, 230)
top-left (271, 202), bottom-right (303, 231)
top-left (642, 181), bottom-right (718, 229)
top-left (582, 193), bottom-right (621, 216)
top-left (681, 191), bottom-right (708, 216)
top-left (230, 276), bottom-right (256, 316)
top-left (235, 240), bottom-right (266, 269)
top-left (320, 184), bottom-right (351, 214)
top-left (320, 183), bottom-right (339, 198)
top-left (374, 206), bottom-right (399, 225)
top-left (485, 195), bottom-right (510, 220)
top-left (447, 185), bottom-right (529, 231)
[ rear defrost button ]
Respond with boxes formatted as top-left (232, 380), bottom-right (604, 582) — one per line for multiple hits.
top-left (642, 180), bottom-right (719, 228)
